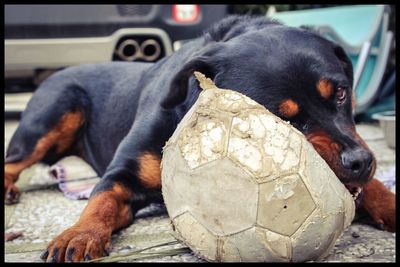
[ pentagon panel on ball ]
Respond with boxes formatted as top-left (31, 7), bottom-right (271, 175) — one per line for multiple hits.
top-left (161, 72), bottom-right (355, 262)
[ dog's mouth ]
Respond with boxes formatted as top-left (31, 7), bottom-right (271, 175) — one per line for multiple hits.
top-left (344, 183), bottom-right (363, 207)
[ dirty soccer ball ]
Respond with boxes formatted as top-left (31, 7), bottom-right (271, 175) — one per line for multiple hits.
top-left (161, 72), bottom-right (355, 262)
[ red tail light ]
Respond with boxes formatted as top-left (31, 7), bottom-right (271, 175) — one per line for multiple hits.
top-left (172, 5), bottom-right (200, 23)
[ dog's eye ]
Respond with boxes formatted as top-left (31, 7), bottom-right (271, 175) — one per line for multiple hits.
top-left (336, 87), bottom-right (347, 104)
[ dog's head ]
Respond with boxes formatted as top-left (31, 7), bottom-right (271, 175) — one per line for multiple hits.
top-left (162, 16), bottom-right (375, 200)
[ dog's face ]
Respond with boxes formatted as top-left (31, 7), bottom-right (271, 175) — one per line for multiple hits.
top-left (163, 21), bottom-right (375, 201)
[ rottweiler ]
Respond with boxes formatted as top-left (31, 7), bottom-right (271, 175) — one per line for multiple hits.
top-left (4, 16), bottom-right (395, 262)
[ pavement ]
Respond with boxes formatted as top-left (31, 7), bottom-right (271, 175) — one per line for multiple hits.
top-left (4, 119), bottom-right (396, 262)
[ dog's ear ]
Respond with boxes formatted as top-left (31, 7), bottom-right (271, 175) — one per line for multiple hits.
top-left (161, 43), bottom-right (223, 109)
top-left (161, 57), bottom-right (215, 109)
top-left (300, 25), bottom-right (354, 86)
top-left (334, 45), bottom-right (354, 86)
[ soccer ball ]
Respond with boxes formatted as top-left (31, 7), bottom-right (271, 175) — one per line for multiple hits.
top-left (161, 72), bottom-right (355, 262)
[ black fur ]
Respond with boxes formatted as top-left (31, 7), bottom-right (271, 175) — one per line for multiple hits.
top-left (7, 14), bottom-right (373, 224)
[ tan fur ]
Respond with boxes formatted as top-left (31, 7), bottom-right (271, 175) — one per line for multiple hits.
top-left (317, 79), bottom-right (334, 99)
top-left (278, 99), bottom-right (299, 118)
top-left (5, 111), bottom-right (84, 201)
top-left (137, 151), bottom-right (162, 189)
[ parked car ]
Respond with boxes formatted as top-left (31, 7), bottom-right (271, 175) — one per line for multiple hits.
top-left (5, 4), bottom-right (228, 93)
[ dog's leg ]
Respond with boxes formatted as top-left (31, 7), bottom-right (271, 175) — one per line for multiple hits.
top-left (43, 107), bottom-right (169, 262)
top-left (42, 181), bottom-right (136, 262)
top-left (361, 178), bottom-right (396, 232)
top-left (5, 86), bottom-right (87, 204)
top-left (42, 150), bottom-right (163, 262)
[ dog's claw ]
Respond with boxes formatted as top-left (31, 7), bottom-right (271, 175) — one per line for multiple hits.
top-left (4, 184), bottom-right (21, 205)
top-left (66, 247), bottom-right (75, 262)
top-left (49, 248), bottom-right (59, 262)
top-left (40, 250), bottom-right (49, 260)
top-left (377, 223), bottom-right (385, 231)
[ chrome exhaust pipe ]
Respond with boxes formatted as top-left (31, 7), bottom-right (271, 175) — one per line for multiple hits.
top-left (140, 39), bottom-right (161, 62)
top-left (115, 39), bottom-right (141, 61)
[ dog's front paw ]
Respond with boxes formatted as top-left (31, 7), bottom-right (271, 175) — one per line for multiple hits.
top-left (4, 174), bottom-right (20, 205)
top-left (41, 223), bottom-right (112, 262)
top-left (362, 178), bottom-right (396, 232)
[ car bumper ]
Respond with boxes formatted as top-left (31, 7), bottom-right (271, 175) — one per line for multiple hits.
top-left (5, 28), bottom-right (173, 71)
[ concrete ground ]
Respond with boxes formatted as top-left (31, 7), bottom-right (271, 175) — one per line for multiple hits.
top-left (4, 120), bottom-right (396, 262)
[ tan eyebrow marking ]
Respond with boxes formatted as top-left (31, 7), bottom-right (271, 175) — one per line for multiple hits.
top-left (317, 79), bottom-right (334, 99)
top-left (278, 99), bottom-right (299, 118)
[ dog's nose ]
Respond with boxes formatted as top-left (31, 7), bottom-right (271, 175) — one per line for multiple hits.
top-left (341, 148), bottom-right (374, 182)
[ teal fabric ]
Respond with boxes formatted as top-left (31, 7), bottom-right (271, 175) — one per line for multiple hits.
top-left (351, 55), bottom-right (377, 100)
top-left (356, 94), bottom-right (395, 122)
top-left (269, 5), bottom-right (383, 47)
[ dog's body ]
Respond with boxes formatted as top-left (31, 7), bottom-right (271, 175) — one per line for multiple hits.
top-left (4, 16), bottom-right (395, 262)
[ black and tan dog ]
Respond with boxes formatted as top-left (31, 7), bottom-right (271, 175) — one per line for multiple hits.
top-left (4, 16), bottom-right (395, 262)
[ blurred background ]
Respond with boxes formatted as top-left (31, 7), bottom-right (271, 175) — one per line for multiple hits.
top-left (5, 4), bottom-right (396, 147)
